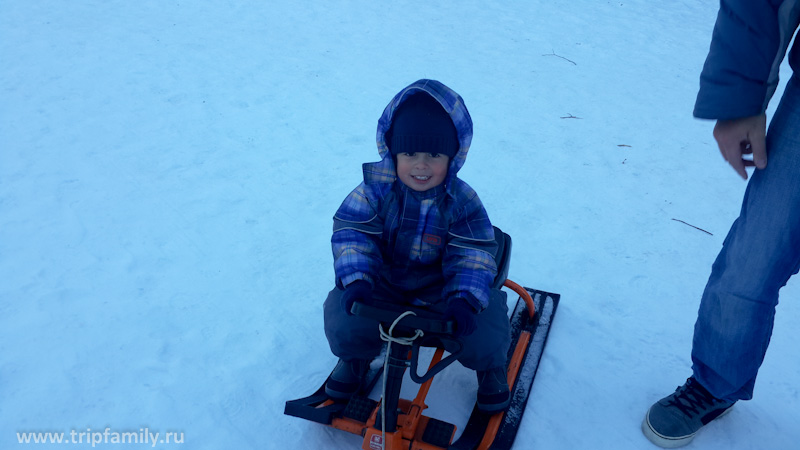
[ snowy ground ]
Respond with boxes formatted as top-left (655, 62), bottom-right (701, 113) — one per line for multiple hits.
top-left (2, 1), bottom-right (798, 449)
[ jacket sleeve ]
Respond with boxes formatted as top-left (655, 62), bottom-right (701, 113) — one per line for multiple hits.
top-left (332, 183), bottom-right (384, 289)
top-left (442, 190), bottom-right (498, 312)
top-left (694, 0), bottom-right (799, 120)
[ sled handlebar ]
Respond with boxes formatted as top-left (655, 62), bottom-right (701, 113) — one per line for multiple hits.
top-left (350, 300), bottom-right (456, 335)
top-left (351, 299), bottom-right (465, 383)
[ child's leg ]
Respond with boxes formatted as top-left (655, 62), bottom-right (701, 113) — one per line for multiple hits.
top-left (457, 288), bottom-right (511, 370)
top-left (323, 287), bottom-right (383, 361)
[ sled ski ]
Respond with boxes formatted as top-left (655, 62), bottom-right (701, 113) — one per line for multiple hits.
top-left (447, 287), bottom-right (559, 450)
top-left (284, 227), bottom-right (560, 449)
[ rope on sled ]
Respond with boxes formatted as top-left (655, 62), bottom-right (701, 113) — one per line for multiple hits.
top-left (377, 311), bottom-right (423, 450)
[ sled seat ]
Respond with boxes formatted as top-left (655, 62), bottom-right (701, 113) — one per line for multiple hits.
top-left (491, 225), bottom-right (512, 289)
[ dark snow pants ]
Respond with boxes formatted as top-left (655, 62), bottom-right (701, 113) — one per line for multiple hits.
top-left (323, 286), bottom-right (511, 371)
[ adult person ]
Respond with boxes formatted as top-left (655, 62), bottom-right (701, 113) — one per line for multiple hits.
top-left (642, 1), bottom-right (800, 447)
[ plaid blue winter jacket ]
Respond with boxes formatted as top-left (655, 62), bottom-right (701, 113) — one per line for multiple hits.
top-left (332, 79), bottom-right (498, 312)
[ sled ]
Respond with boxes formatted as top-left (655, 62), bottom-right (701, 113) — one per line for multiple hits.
top-left (284, 227), bottom-right (560, 450)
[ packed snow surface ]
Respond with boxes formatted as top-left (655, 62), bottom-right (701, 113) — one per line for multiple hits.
top-left (2, 1), bottom-right (798, 449)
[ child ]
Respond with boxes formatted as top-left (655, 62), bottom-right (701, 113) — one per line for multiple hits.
top-left (323, 79), bottom-right (512, 413)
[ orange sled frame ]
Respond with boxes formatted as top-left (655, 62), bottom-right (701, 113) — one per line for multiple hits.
top-left (284, 228), bottom-right (560, 450)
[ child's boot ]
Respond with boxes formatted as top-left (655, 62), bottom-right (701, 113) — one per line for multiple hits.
top-left (325, 358), bottom-right (370, 400)
top-left (476, 367), bottom-right (510, 413)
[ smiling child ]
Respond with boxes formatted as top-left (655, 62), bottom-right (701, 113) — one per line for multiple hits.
top-left (322, 79), bottom-right (512, 413)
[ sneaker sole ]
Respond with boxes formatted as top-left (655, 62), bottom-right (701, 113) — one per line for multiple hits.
top-left (476, 397), bottom-right (511, 414)
top-left (641, 405), bottom-right (733, 448)
top-left (324, 386), bottom-right (356, 400)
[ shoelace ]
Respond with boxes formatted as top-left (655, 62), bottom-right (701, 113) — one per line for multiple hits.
top-left (666, 378), bottom-right (723, 417)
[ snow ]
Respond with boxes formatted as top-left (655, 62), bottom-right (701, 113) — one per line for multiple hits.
top-left (1, 1), bottom-right (798, 449)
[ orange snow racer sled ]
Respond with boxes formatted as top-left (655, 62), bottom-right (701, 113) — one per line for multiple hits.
top-left (284, 227), bottom-right (559, 449)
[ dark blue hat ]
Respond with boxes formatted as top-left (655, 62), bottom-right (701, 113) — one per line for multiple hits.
top-left (387, 93), bottom-right (458, 159)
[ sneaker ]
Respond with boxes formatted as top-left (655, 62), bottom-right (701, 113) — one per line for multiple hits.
top-left (325, 359), bottom-right (370, 400)
top-left (642, 377), bottom-right (735, 448)
top-left (476, 367), bottom-right (510, 413)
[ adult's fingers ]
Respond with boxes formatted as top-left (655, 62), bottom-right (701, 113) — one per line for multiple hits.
top-left (717, 139), bottom-right (748, 179)
top-left (713, 115), bottom-right (767, 180)
top-left (749, 126), bottom-right (768, 169)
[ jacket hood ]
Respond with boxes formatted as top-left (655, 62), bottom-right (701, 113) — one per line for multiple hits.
top-left (363, 79), bottom-right (473, 192)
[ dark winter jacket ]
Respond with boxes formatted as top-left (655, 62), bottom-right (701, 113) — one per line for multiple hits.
top-left (331, 79), bottom-right (497, 312)
top-left (694, 0), bottom-right (800, 120)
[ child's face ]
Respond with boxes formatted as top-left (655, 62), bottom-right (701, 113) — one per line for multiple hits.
top-left (395, 152), bottom-right (450, 192)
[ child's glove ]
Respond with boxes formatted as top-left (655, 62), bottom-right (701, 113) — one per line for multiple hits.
top-left (444, 297), bottom-right (478, 337)
top-left (341, 280), bottom-right (372, 315)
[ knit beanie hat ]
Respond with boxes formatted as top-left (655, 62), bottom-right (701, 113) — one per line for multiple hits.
top-left (387, 93), bottom-right (459, 159)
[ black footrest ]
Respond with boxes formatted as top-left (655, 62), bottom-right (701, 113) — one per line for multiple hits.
top-left (342, 396), bottom-right (378, 424)
top-left (422, 417), bottom-right (455, 447)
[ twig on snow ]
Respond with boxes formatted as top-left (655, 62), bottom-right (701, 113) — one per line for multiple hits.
top-left (671, 218), bottom-right (713, 236)
top-left (543, 51), bottom-right (577, 65)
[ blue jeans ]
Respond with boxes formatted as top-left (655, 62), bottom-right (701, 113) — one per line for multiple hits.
top-left (692, 74), bottom-right (800, 402)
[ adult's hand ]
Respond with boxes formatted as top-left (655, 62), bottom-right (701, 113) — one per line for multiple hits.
top-left (713, 114), bottom-right (767, 180)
